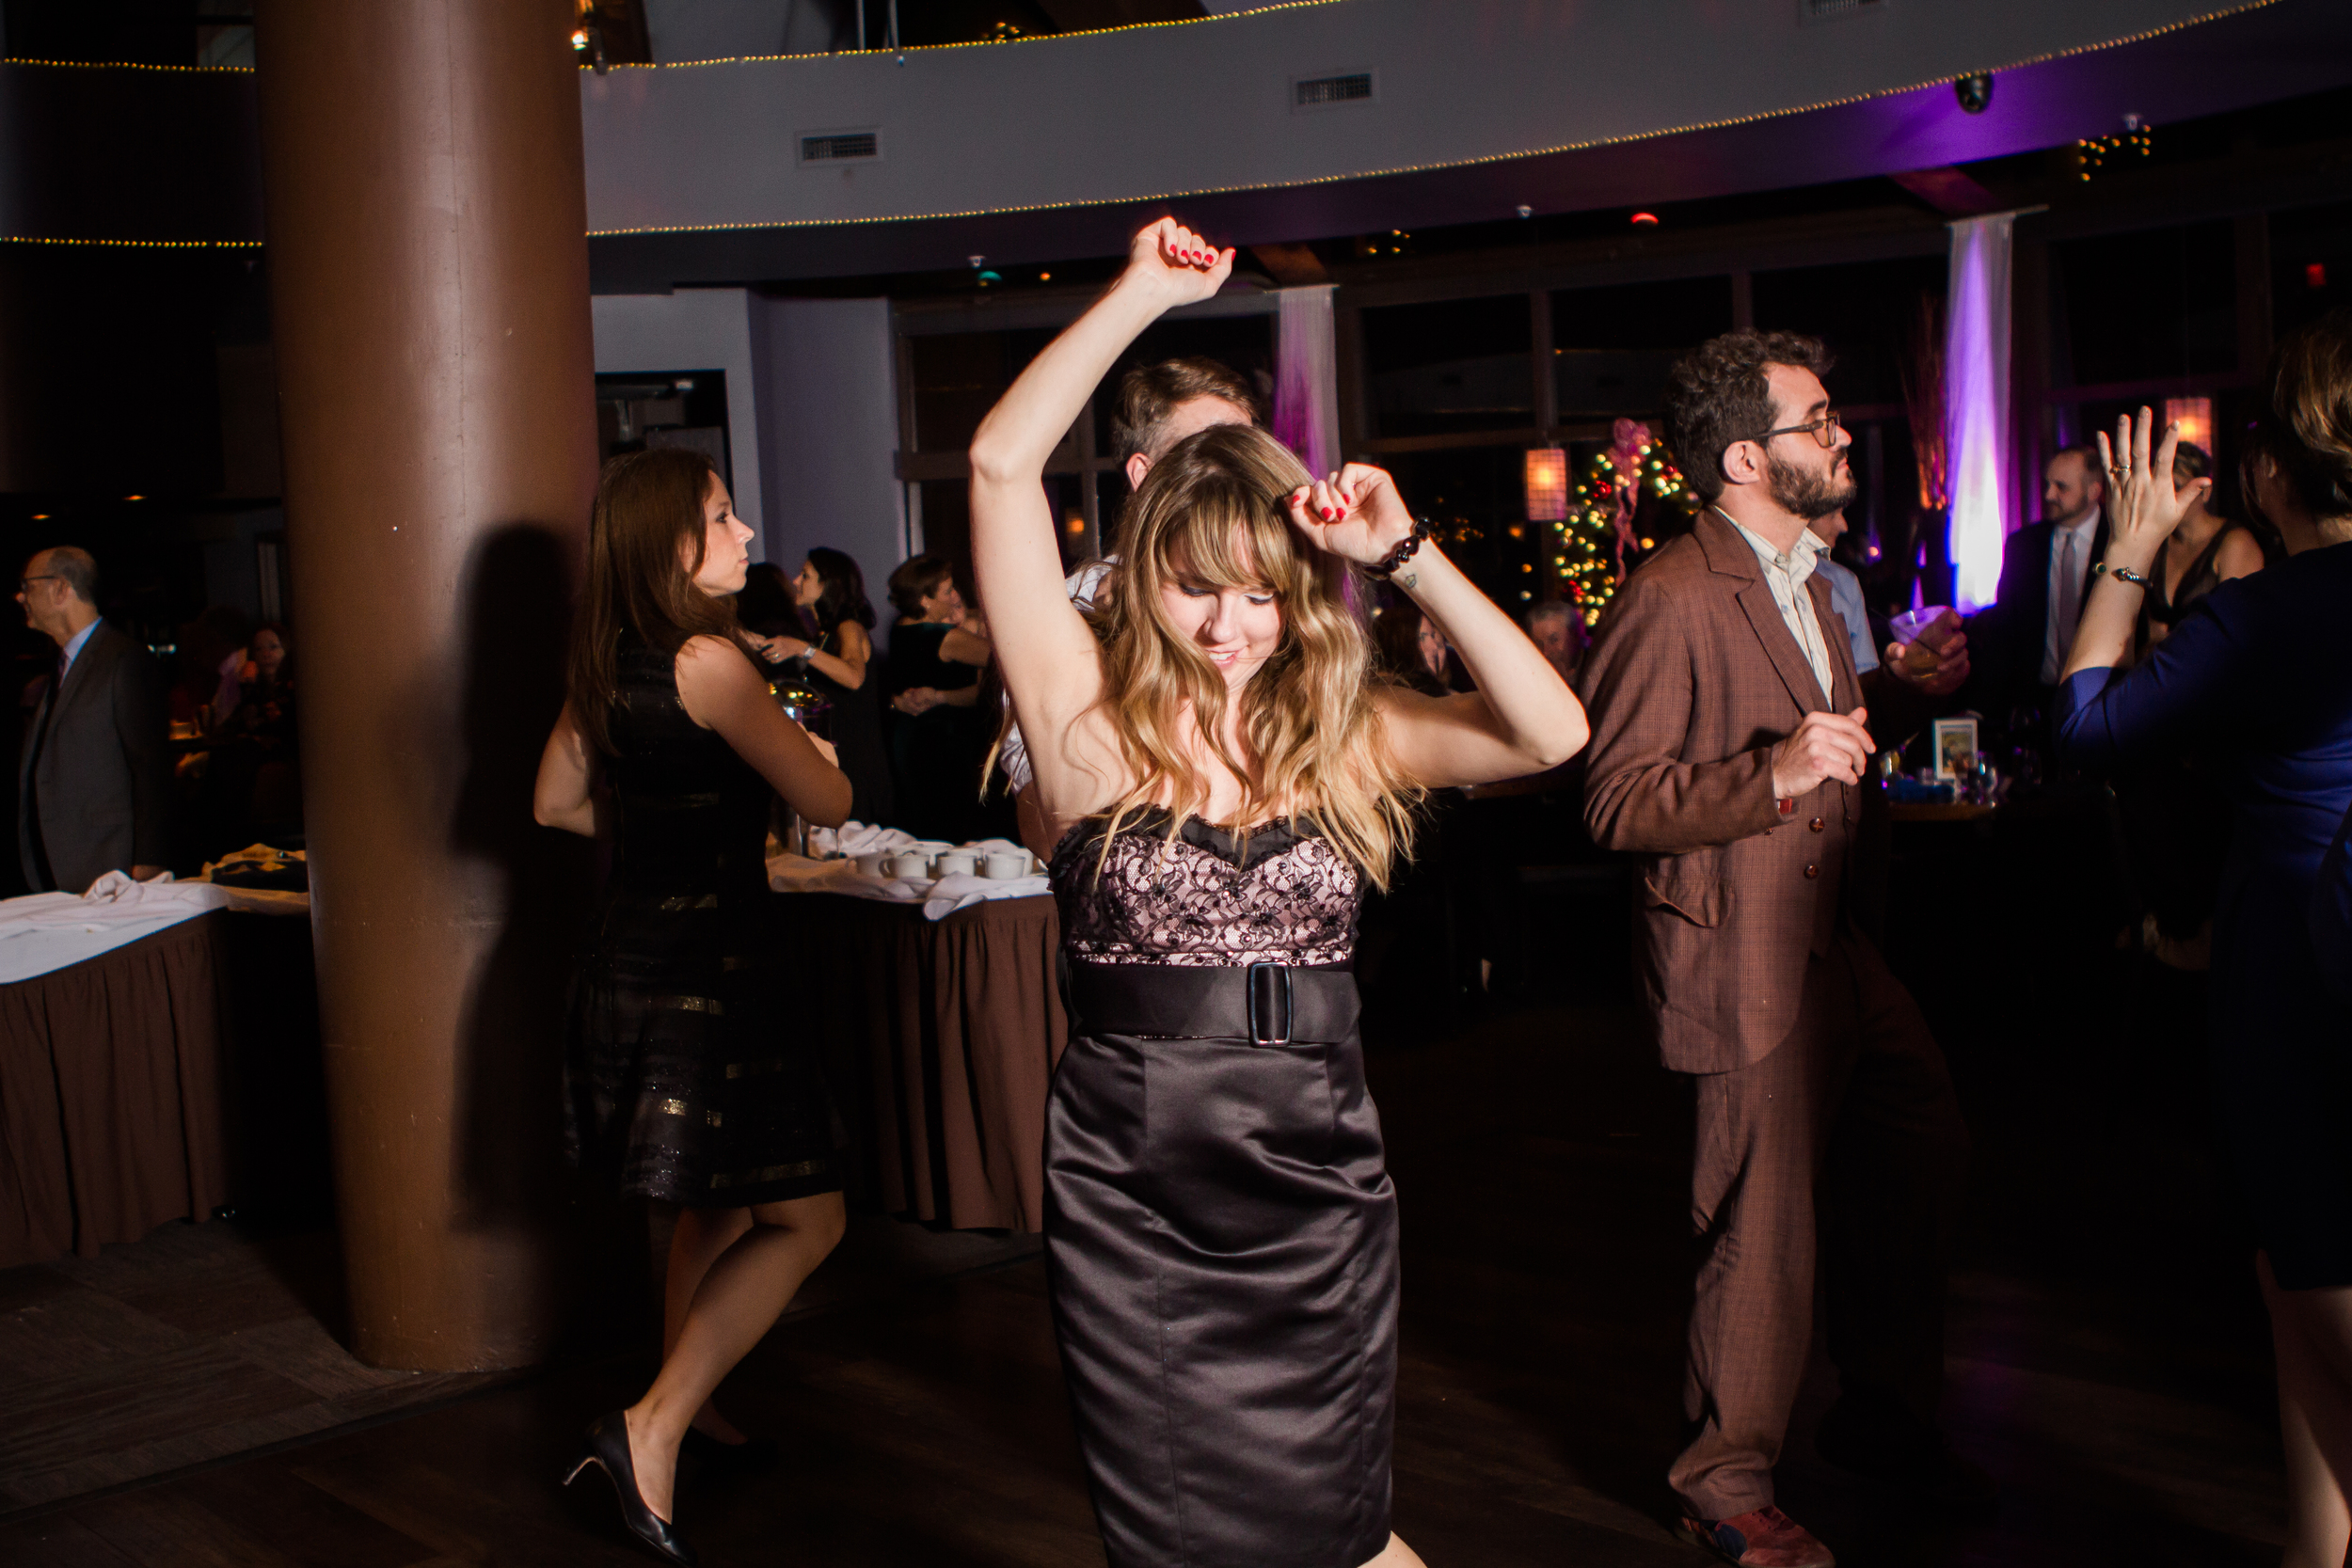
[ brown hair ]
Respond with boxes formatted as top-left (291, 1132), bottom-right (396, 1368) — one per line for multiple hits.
top-left (1663, 330), bottom-right (1836, 502)
top-left (2169, 441), bottom-right (2213, 485)
top-left (566, 447), bottom-right (751, 755)
top-left (1110, 356), bottom-right (1262, 464)
top-left (2245, 308), bottom-right (2352, 521)
top-left (885, 553), bottom-right (954, 619)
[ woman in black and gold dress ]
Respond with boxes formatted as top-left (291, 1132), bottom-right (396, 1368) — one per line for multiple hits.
top-left (969, 218), bottom-right (1590, 1568)
top-left (534, 449), bottom-right (852, 1565)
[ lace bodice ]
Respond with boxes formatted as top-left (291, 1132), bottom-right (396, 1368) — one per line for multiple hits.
top-left (1051, 810), bottom-right (1362, 967)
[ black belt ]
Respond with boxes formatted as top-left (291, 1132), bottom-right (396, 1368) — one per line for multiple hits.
top-left (1066, 960), bottom-right (1359, 1046)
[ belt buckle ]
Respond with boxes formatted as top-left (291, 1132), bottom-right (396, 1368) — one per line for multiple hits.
top-left (1246, 962), bottom-right (1292, 1045)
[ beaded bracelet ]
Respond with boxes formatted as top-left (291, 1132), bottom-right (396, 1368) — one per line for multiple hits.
top-left (1364, 518), bottom-right (1435, 581)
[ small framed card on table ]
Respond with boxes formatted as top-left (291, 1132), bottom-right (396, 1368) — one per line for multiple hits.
top-left (1932, 716), bottom-right (1979, 781)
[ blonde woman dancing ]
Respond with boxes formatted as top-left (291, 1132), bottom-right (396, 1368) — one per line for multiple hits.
top-left (968, 217), bottom-right (1588, 1568)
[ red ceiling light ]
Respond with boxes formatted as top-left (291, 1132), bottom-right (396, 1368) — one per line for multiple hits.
top-left (1630, 212), bottom-right (1660, 227)
top-left (2310, 262), bottom-right (2329, 291)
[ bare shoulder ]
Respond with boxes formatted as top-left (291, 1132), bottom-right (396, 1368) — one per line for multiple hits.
top-left (2216, 528), bottom-right (2266, 578)
top-left (837, 621), bottom-right (873, 656)
top-left (674, 634), bottom-right (763, 705)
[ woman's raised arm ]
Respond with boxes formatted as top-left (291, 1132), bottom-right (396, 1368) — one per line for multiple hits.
top-left (1289, 464), bottom-right (1589, 786)
top-left (968, 218), bottom-right (1232, 736)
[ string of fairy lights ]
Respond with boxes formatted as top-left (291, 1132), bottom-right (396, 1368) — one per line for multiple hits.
top-left (0, 2), bottom-right (2262, 245)
top-left (2072, 124), bottom-right (2154, 182)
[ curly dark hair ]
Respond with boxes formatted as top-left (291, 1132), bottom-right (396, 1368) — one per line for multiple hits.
top-left (1663, 330), bottom-right (1836, 503)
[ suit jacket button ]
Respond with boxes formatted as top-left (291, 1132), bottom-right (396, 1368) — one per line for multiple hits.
top-left (1808, 816), bottom-right (1824, 832)
top-left (1804, 863), bottom-right (1820, 879)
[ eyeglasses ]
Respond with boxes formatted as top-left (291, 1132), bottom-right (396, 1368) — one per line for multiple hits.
top-left (1752, 411), bottom-right (1843, 450)
top-left (16, 575), bottom-right (58, 594)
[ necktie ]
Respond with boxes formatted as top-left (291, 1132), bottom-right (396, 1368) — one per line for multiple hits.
top-left (2054, 530), bottom-right (2083, 665)
top-left (23, 648), bottom-right (64, 891)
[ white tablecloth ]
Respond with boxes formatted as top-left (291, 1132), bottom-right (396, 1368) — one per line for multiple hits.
top-left (0, 876), bottom-right (233, 984)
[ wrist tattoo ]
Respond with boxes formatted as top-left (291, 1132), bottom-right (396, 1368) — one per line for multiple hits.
top-left (1394, 567), bottom-right (1419, 591)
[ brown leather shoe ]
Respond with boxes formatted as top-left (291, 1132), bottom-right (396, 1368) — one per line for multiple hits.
top-left (1679, 1506), bottom-right (1836, 1567)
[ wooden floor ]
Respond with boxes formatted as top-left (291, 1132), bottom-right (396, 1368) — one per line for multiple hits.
top-left (0, 943), bottom-right (2291, 1567)
top-left (0, 1204), bottom-right (1039, 1527)
top-left (0, 1222), bottom-right (512, 1517)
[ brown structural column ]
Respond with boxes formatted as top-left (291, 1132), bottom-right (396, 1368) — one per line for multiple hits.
top-left (255, 0), bottom-right (598, 1370)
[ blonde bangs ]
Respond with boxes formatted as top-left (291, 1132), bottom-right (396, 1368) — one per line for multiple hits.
top-left (1085, 424), bottom-right (1423, 890)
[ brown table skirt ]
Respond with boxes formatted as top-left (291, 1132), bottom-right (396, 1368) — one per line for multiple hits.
top-left (0, 911), bottom-right (230, 1267)
top-left (784, 893), bottom-right (1065, 1234)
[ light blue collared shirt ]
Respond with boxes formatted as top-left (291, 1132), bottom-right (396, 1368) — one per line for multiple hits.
top-left (57, 617), bottom-right (99, 680)
top-left (1813, 557), bottom-right (1879, 676)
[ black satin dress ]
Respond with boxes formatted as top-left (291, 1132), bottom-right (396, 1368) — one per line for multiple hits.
top-left (563, 637), bottom-right (842, 1207)
top-left (1046, 811), bottom-right (1395, 1568)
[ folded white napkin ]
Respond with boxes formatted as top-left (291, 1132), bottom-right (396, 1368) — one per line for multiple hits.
top-left (82, 869), bottom-right (204, 906)
top-left (828, 820), bottom-right (925, 857)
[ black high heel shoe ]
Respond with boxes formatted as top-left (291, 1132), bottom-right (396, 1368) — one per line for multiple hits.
top-left (563, 1410), bottom-right (698, 1565)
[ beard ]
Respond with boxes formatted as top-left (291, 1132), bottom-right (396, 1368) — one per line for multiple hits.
top-left (1764, 448), bottom-right (1858, 522)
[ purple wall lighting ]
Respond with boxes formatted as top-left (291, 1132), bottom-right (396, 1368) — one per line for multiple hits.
top-left (1944, 214), bottom-right (2014, 612)
top-left (1274, 286), bottom-right (1341, 479)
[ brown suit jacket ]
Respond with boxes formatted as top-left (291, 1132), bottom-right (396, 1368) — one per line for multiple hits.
top-left (1578, 510), bottom-right (1917, 1075)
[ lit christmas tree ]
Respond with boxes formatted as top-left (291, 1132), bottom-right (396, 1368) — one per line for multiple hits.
top-left (1549, 419), bottom-right (1702, 625)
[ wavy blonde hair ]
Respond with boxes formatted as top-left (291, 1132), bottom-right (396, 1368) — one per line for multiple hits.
top-left (1084, 423), bottom-right (1422, 889)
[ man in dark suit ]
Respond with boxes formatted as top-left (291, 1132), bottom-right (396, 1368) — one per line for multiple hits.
top-left (16, 546), bottom-right (170, 892)
top-left (1578, 331), bottom-right (1979, 1567)
top-left (1963, 444), bottom-right (2110, 721)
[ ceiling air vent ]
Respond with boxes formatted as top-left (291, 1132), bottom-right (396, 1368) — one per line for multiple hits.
top-left (801, 129), bottom-right (880, 164)
top-left (1800, 0), bottom-right (1886, 20)
top-left (1294, 71), bottom-right (1374, 111)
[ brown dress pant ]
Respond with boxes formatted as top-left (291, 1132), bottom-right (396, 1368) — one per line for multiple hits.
top-left (1668, 928), bottom-right (1970, 1521)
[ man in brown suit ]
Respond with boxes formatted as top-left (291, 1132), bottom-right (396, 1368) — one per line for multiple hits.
top-left (1578, 331), bottom-right (1978, 1567)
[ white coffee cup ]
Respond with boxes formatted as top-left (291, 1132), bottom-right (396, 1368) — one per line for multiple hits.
top-left (932, 849), bottom-right (978, 879)
top-left (983, 849), bottom-right (1032, 880)
top-left (854, 851), bottom-right (893, 878)
top-left (886, 851), bottom-right (932, 880)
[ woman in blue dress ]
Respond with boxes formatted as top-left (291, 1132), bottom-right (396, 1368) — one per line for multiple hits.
top-left (2052, 310), bottom-right (2352, 1568)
